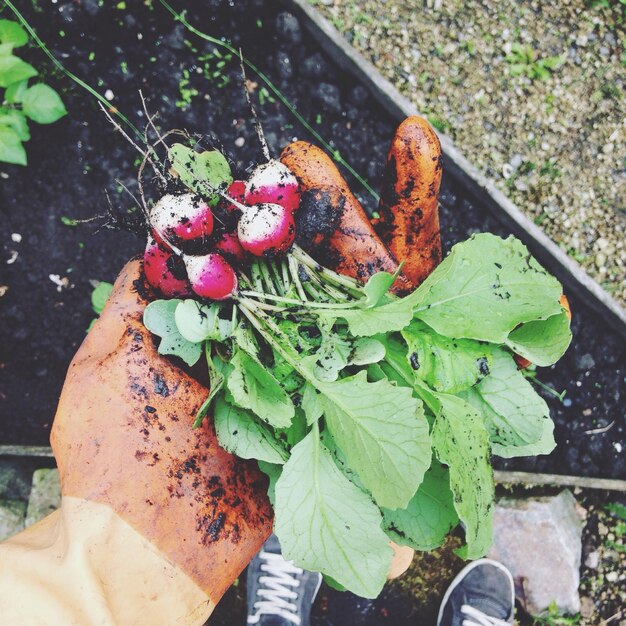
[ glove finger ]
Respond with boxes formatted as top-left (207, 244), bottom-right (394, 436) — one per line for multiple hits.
top-left (280, 141), bottom-right (412, 293)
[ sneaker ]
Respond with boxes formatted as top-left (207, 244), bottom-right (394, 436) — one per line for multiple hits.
top-left (437, 559), bottom-right (515, 626)
top-left (246, 534), bottom-right (322, 626)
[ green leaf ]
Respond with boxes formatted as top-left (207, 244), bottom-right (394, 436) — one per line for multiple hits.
top-left (0, 125), bottom-right (26, 165)
top-left (274, 428), bottom-right (393, 598)
top-left (0, 55), bottom-right (37, 88)
top-left (411, 234), bottom-right (563, 343)
top-left (193, 352), bottom-right (229, 428)
top-left (21, 84), bottom-right (67, 124)
top-left (401, 320), bottom-right (492, 393)
top-left (326, 298), bottom-right (415, 337)
top-left (174, 299), bottom-right (231, 344)
top-left (257, 460), bottom-right (282, 506)
top-left (0, 20), bottom-right (28, 48)
top-left (316, 369), bottom-right (431, 509)
top-left (0, 108), bottom-right (29, 141)
top-left (432, 393), bottom-right (494, 559)
top-left (227, 351), bottom-right (294, 428)
top-left (312, 325), bottom-right (352, 381)
top-left (460, 349), bottom-right (554, 458)
top-left (168, 143), bottom-right (232, 205)
top-left (323, 575), bottom-right (347, 592)
top-left (363, 271), bottom-right (395, 307)
top-left (143, 299), bottom-right (202, 366)
top-left (315, 332), bottom-right (352, 381)
top-left (506, 309), bottom-right (571, 366)
top-left (90, 281), bottom-right (113, 314)
top-left (383, 461), bottom-right (458, 550)
top-left (4, 79), bottom-right (27, 103)
top-left (214, 396), bottom-right (288, 464)
top-left (301, 381), bottom-right (323, 425)
top-left (350, 337), bottom-right (385, 366)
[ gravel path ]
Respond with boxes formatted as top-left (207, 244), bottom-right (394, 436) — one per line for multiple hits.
top-left (312, 0), bottom-right (626, 305)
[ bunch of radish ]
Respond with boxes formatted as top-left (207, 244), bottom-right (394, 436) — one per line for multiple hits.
top-left (143, 155), bottom-right (301, 302)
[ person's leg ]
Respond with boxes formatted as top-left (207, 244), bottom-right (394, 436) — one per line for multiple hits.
top-left (246, 534), bottom-right (322, 626)
top-left (437, 559), bottom-right (515, 626)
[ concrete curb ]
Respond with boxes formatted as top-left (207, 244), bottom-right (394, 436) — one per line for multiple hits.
top-left (2, 446), bottom-right (625, 492)
top-left (283, 0), bottom-right (626, 340)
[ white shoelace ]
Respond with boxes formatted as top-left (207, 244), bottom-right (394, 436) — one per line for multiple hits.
top-left (247, 550), bottom-right (304, 625)
top-left (461, 604), bottom-right (511, 626)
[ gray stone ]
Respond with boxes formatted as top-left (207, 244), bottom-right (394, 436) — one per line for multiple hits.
top-left (25, 469), bottom-right (61, 528)
top-left (311, 82), bottom-right (342, 114)
top-left (0, 459), bottom-right (34, 500)
top-left (574, 352), bottom-right (595, 371)
top-left (0, 499), bottom-right (27, 541)
top-left (488, 490), bottom-right (585, 616)
top-left (275, 12), bottom-right (302, 47)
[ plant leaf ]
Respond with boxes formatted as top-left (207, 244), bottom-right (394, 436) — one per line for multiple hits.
top-left (21, 83), bottom-right (67, 124)
top-left (350, 337), bottom-right (386, 366)
top-left (0, 125), bottom-right (26, 165)
top-left (143, 299), bottom-right (202, 366)
top-left (301, 381), bottom-right (323, 425)
top-left (0, 108), bottom-right (29, 141)
top-left (174, 299), bottom-right (231, 344)
top-left (258, 460), bottom-right (282, 506)
top-left (383, 461), bottom-right (458, 550)
top-left (325, 298), bottom-right (415, 337)
top-left (316, 369), bottom-right (431, 509)
top-left (411, 234), bottom-right (563, 343)
top-left (312, 325), bottom-right (352, 381)
top-left (0, 56), bottom-right (26, 89)
top-left (0, 20), bottom-right (28, 48)
top-left (432, 393), bottom-right (494, 559)
top-left (505, 309), bottom-right (571, 366)
top-left (90, 281), bottom-right (113, 314)
top-left (401, 319), bottom-right (492, 393)
top-left (193, 352), bottom-right (229, 428)
top-left (4, 79), bottom-right (27, 103)
top-left (168, 143), bottom-right (232, 205)
top-left (227, 350), bottom-right (294, 428)
top-left (214, 396), bottom-right (288, 464)
top-left (274, 429), bottom-right (393, 598)
top-left (460, 348), bottom-right (554, 458)
top-left (363, 271), bottom-right (395, 307)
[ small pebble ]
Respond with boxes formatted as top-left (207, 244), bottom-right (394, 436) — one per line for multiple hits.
top-left (585, 551), bottom-right (599, 569)
top-left (234, 137), bottom-right (245, 148)
top-left (104, 89), bottom-right (114, 101)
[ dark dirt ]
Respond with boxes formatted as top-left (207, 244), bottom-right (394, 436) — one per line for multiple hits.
top-left (0, 3), bottom-right (624, 621)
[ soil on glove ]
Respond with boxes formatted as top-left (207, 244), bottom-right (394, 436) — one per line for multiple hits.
top-left (0, 1), bottom-right (624, 487)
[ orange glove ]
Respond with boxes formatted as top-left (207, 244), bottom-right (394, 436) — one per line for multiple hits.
top-left (0, 260), bottom-right (272, 625)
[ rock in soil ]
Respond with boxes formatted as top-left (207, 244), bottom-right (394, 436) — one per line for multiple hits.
top-left (25, 468), bottom-right (61, 527)
top-left (0, 499), bottom-right (27, 541)
top-left (0, 459), bottom-right (33, 501)
top-left (488, 490), bottom-right (585, 616)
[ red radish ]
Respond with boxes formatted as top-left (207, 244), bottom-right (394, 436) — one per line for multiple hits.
top-left (151, 193), bottom-right (214, 246)
top-left (214, 231), bottom-right (247, 264)
top-left (237, 202), bottom-right (296, 257)
top-left (224, 180), bottom-right (247, 214)
top-left (184, 253), bottom-right (238, 301)
top-left (244, 161), bottom-right (301, 213)
top-left (143, 237), bottom-right (191, 297)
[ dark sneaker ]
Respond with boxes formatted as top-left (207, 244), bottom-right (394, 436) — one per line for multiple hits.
top-left (437, 559), bottom-right (515, 626)
top-left (246, 534), bottom-right (322, 626)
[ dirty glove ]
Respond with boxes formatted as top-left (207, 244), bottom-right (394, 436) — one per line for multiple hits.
top-left (0, 259), bottom-right (273, 625)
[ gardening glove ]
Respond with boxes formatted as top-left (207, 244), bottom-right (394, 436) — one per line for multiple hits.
top-left (0, 258), bottom-right (273, 626)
